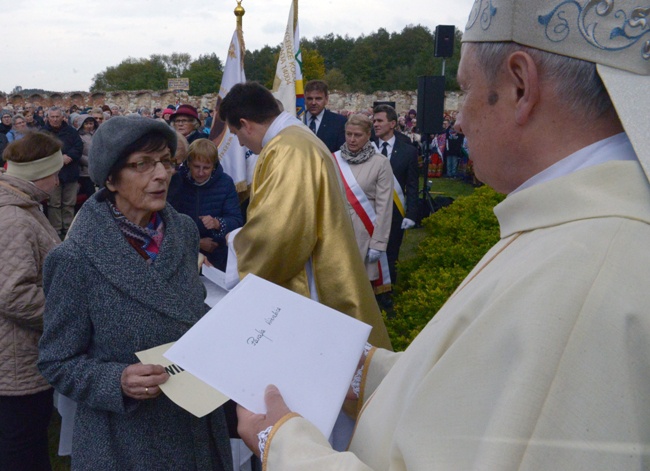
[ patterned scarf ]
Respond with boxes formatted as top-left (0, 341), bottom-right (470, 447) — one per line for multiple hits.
top-left (340, 140), bottom-right (376, 165)
top-left (108, 201), bottom-right (165, 263)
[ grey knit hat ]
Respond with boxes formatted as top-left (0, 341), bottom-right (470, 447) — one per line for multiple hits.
top-left (89, 115), bottom-right (177, 186)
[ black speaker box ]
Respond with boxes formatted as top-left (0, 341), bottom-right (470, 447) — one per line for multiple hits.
top-left (373, 101), bottom-right (396, 110)
top-left (434, 25), bottom-right (455, 58)
top-left (417, 76), bottom-right (446, 135)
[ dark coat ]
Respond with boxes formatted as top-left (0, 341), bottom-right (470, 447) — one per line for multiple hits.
top-left (314, 109), bottom-right (347, 153)
top-left (38, 195), bottom-right (232, 471)
top-left (0, 133), bottom-right (7, 166)
top-left (42, 121), bottom-right (84, 184)
top-left (169, 164), bottom-right (243, 270)
top-left (186, 130), bottom-right (210, 144)
top-left (374, 135), bottom-right (420, 284)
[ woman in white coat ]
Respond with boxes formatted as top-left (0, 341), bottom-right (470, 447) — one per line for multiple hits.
top-left (333, 114), bottom-right (394, 294)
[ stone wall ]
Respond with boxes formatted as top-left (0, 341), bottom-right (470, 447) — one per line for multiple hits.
top-left (0, 89), bottom-right (464, 115)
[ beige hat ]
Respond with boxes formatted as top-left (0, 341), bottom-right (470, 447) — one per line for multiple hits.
top-left (463, 0), bottom-right (650, 179)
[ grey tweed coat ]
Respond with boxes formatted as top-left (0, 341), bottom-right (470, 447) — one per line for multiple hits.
top-left (38, 194), bottom-right (232, 471)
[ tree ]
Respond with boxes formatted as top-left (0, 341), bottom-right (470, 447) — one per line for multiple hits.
top-left (156, 52), bottom-right (193, 78)
top-left (186, 53), bottom-right (224, 96)
top-left (301, 47), bottom-right (325, 82)
top-left (87, 25), bottom-right (463, 94)
top-left (90, 56), bottom-right (168, 92)
top-left (244, 45), bottom-right (279, 89)
top-left (322, 68), bottom-right (349, 92)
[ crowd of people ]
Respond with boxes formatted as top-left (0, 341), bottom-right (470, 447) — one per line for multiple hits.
top-left (1, 0), bottom-right (649, 468)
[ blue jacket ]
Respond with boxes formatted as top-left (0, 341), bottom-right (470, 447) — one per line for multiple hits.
top-left (169, 163), bottom-right (243, 269)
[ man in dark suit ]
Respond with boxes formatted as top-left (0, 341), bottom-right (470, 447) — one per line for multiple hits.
top-left (373, 104), bottom-right (419, 304)
top-left (304, 80), bottom-right (347, 153)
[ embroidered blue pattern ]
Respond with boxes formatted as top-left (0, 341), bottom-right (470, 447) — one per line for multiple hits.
top-left (467, 0), bottom-right (498, 31)
top-left (538, 1), bottom-right (650, 58)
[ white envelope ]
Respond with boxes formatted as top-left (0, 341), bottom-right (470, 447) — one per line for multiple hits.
top-left (165, 274), bottom-right (371, 438)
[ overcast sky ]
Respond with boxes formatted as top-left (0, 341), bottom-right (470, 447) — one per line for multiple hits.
top-left (3, 0), bottom-right (475, 94)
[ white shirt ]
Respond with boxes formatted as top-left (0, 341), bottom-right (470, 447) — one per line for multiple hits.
top-left (377, 135), bottom-right (396, 160)
top-left (306, 109), bottom-right (325, 134)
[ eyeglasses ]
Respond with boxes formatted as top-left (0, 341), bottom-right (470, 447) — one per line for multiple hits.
top-left (124, 157), bottom-right (175, 173)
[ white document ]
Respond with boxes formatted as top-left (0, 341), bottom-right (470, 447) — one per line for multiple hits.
top-left (136, 342), bottom-right (229, 418)
top-left (200, 273), bottom-right (229, 308)
top-left (202, 266), bottom-right (229, 290)
top-left (165, 274), bottom-right (371, 438)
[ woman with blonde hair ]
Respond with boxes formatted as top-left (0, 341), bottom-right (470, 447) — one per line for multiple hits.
top-left (333, 113), bottom-right (394, 294)
top-left (169, 138), bottom-right (242, 270)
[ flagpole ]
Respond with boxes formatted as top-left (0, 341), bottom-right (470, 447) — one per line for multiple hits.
top-left (235, 1), bottom-right (246, 65)
top-left (235, 0), bottom-right (245, 30)
top-left (293, 0), bottom-right (298, 31)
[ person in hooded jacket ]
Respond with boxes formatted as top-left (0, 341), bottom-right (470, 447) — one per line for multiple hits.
top-left (169, 138), bottom-right (242, 270)
top-left (0, 131), bottom-right (63, 471)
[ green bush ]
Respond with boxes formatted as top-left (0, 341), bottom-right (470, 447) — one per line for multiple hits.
top-left (387, 186), bottom-right (505, 350)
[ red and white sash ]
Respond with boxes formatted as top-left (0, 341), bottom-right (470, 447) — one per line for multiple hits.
top-left (333, 151), bottom-right (391, 291)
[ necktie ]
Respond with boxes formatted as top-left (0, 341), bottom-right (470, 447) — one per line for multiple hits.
top-left (309, 115), bottom-right (317, 133)
top-left (381, 142), bottom-right (389, 157)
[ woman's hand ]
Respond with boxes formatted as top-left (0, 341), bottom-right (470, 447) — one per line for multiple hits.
top-left (121, 363), bottom-right (169, 400)
top-left (200, 237), bottom-right (219, 253)
top-left (200, 215), bottom-right (221, 231)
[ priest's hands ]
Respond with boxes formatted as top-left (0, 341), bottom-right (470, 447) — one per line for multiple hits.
top-left (237, 385), bottom-right (292, 457)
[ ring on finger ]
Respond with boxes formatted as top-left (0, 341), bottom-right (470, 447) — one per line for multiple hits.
top-left (145, 387), bottom-right (149, 394)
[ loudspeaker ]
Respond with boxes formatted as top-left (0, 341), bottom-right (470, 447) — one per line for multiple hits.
top-left (417, 76), bottom-right (446, 135)
top-left (373, 101), bottom-right (396, 110)
top-left (434, 25), bottom-right (455, 58)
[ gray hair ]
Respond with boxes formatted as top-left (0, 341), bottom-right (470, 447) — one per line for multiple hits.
top-left (12, 114), bottom-right (26, 124)
top-left (470, 42), bottom-right (613, 120)
top-left (48, 106), bottom-right (63, 114)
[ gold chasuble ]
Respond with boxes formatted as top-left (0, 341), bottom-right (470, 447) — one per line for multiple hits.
top-left (234, 125), bottom-right (392, 349)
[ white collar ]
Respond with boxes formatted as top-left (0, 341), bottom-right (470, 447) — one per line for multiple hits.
top-left (308, 109), bottom-right (325, 123)
top-left (378, 135), bottom-right (396, 149)
top-left (511, 133), bottom-right (637, 195)
top-left (262, 112), bottom-right (305, 148)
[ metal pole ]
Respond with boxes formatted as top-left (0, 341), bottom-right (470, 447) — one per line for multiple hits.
top-left (442, 58), bottom-right (446, 77)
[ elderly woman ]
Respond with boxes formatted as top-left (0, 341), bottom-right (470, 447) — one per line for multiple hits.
top-left (0, 131), bottom-right (63, 471)
top-left (170, 104), bottom-right (209, 144)
top-left (6, 115), bottom-right (28, 142)
top-left (37, 117), bottom-right (232, 470)
top-left (333, 114), bottom-right (394, 294)
top-left (0, 111), bottom-right (12, 135)
top-left (169, 138), bottom-right (242, 270)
